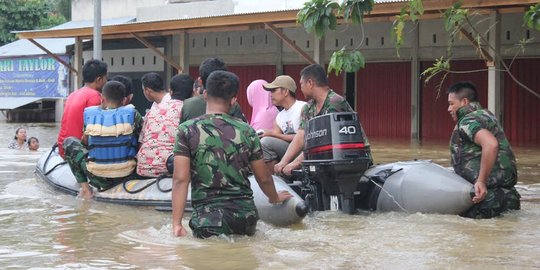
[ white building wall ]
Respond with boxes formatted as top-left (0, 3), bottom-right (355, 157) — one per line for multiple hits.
top-left (83, 49), bottom-right (165, 73)
top-left (71, 0), bottom-right (161, 21)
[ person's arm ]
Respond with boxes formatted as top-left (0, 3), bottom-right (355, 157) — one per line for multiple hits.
top-left (274, 129), bottom-right (304, 174)
top-left (471, 129), bottom-right (498, 203)
top-left (172, 155), bottom-right (190, 237)
top-left (262, 121), bottom-right (295, 142)
top-left (179, 105), bottom-right (188, 124)
top-left (133, 111), bottom-right (144, 141)
top-left (251, 159), bottom-right (292, 203)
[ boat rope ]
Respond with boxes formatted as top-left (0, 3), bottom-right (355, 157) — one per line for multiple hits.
top-left (42, 144), bottom-right (67, 176)
top-left (369, 173), bottom-right (409, 213)
top-left (122, 173), bottom-right (172, 194)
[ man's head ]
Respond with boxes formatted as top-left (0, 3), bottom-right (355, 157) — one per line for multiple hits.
top-left (263, 75), bottom-right (297, 107)
top-left (101, 81), bottom-right (126, 108)
top-left (110, 75), bottom-right (133, 105)
top-left (447, 81), bottom-right (479, 122)
top-left (199, 58), bottom-right (227, 90)
top-left (170, 74), bottom-right (195, 101)
top-left (299, 64), bottom-right (328, 99)
top-left (193, 80), bottom-right (203, 96)
top-left (82, 59), bottom-right (108, 91)
top-left (205, 70), bottom-right (239, 106)
top-left (141, 72), bottom-right (164, 102)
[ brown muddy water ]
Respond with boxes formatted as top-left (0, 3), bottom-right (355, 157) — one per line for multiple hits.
top-left (0, 122), bottom-right (539, 269)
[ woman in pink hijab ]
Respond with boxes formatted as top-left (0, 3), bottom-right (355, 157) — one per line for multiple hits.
top-left (246, 79), bottom-right (279, 131)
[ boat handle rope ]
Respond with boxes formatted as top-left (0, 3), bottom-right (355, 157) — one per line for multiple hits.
top-left (122, 173), bottom-right (172, 194)
top-left (42, 144), bottom-right (67, 176)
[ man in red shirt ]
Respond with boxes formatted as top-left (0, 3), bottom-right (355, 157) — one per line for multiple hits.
top-left (57, 59), bottom-right (108, 158)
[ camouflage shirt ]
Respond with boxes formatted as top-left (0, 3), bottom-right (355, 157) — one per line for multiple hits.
top-left (450, 102), bottom-right (517, 188)
top-left (299, 90), bottom-right (354, 129)
top-left (174, 113), bottom-right (262, 214)
top-left (299, 89), bottom-right (370, 148)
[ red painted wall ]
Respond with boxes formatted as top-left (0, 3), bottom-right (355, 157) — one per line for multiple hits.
top-left (503, 58), bottom-right (540, 145)
top-left (356, 62), bottom-right (411, 138)
top-left (421, 60), bottom-right (488, 141)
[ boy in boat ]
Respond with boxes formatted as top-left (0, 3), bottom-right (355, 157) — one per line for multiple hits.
top-left (171, 70), bottom-right (291, 238)
top-left (447, 81), bottom-right (520, 218)
top-left (64, 81), bottom-right (143, 199)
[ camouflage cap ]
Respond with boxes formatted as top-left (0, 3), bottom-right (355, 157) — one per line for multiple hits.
top-left (263, 75), bottom-right (297, 93)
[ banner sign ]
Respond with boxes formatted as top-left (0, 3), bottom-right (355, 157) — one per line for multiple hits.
top-left (0, 55), bottom-right (70, 98)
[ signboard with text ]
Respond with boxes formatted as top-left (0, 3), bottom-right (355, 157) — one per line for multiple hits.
top-left (0, 55), bottom-right (69, 98)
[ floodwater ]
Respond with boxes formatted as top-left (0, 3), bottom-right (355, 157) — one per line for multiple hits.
top-left (1, 121), bottom-right (539, 269)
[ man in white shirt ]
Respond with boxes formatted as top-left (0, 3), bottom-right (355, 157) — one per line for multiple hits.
top-left (260, 75), bottom-right (307, 175)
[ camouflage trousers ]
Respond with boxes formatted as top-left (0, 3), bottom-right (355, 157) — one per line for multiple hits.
top-left (189, 202), bottom-right (259, 239)
top-left (461, 186), bottom-right (521, 219)
top-left (63, 137), bottom-right (123, 191)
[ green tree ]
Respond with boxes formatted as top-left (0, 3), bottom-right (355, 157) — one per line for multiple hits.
top-left (0, 0), bottom-right (67, 46)
top-left (297, 0), bottom-right (540, 99)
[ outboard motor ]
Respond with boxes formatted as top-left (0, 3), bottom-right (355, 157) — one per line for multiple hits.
top-left (301, 112), bottom-right (372, 214)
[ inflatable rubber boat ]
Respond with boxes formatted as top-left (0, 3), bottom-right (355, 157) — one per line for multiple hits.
top-left (36, 112), bottom-right (475, 224)
top-left (35, 148), bottom-right (309, 227)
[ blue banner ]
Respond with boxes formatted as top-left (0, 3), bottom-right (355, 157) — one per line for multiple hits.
top-left (0, 55), bottom-right (70, 98)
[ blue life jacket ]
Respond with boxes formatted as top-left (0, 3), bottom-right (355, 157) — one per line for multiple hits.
top-left (83, 105), bottom-right (137, 178)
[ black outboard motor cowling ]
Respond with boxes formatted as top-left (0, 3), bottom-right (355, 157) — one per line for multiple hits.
top-left (302, 112), bottom-right (372, 214)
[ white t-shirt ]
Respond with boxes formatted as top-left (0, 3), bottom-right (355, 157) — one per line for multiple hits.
top-left (276, 100), bottom-right (307, 134)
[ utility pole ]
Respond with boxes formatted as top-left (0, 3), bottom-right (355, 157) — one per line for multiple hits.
top-left (93, 0), bottom-right (102, 60)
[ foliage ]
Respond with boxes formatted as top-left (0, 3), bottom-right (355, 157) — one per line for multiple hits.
top-left (341, 0), bottom-right (374, 25)
top-left (328, 47), bottom-right (365, 76)
top-left (391, 0), bottom-right (424, 55)
top-left (0, 0), bottom-right (67, 46)
top-left (298, 0), bottom-right (375, 75)
top-left (297, 0), bottom-right (339, 39)
top-left (524, 3), bottom-right (540, 31)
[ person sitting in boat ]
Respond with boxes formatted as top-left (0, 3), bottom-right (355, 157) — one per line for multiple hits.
top-left (180, 57), bottom-right (247, 124)
top-left (274, 64), bottom-right (371, 175)
top-left (258, 75), bottom-right (306, 175)
top-left (64, 81), bottom-right (143, 199)
top-left (246, 79), bottom-right (279, 131)
top-left (171, 70), bottom-right (292, 238)
top-left (8, 127), bottom-right (27, 150)
top-left (136, 73), bottom-right (183, 178)
top-left (110, 75), bottom-right (134, 105)
top-left (447, 82), bottom-right (520, 218)
top-left (28, 137), bottom-right (39, 151)
top-left (170, 73), bottom-right (195, 101)
top-left (57, 60), bottom-right (108, 158)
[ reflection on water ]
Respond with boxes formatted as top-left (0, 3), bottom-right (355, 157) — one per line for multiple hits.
top-left (0, 122), bottom-right (539, 269)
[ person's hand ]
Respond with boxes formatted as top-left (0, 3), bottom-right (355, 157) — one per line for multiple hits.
top-left (282, 162), bottom-right (299, 176)
top-left (270, 190), bottom-right (293, 204)
top-left (261, 130), bottom-right (274, 138)
top-left (472, 181), bottom-right (487, 204)
top-left (77, 183), bottom-right (94, 200)
top-left (173, 223), bottom-right (188, 237)
top-left (274, 162), bottom-right (286, 175)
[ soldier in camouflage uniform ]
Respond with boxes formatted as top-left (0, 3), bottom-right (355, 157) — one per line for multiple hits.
top-left (275, 64), bottom-right (371, 175)
top-left (171, 70), bottom-right (291, 238)
top-left (447, 82), bottom-right (520, 219)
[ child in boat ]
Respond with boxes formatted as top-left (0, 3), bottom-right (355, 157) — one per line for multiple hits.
top-left (64, 81), bottom-right (143, 199)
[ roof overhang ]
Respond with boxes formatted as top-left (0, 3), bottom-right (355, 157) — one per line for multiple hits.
top-left (0, 98), bottom-right (43, 110)
top-left (14, 0), bottom-right (536, 40)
